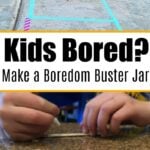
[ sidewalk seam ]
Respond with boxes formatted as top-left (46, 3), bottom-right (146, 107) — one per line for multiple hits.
top-left (12, 0), bottom-right (23, 30)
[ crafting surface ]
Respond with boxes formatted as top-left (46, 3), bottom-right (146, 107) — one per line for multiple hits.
top-left (1, 123), bottom-right (150, 150)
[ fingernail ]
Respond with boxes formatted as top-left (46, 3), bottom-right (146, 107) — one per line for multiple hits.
top-left (89, 131), bottom-right (95, 136)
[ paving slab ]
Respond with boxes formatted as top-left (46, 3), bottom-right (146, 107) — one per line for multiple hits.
top-left (0, 0), bottom-right (22, 30)
top-left (107, 0), bottom-right (150, 30)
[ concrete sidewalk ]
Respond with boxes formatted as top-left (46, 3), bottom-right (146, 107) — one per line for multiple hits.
top-left (0, 0), bottom-right (150, 30)
top-left (0, 0), bottom-right (22, 30)
top-left (16, 0), bottom-right (150, 30)
top-left (16, 0), bottom-right (121, 30)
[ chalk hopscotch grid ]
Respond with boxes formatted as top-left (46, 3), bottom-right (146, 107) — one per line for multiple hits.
top-left (27, 0), bottom-right (122, 30)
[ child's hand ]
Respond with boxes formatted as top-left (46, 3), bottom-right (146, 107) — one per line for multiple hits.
top-left (0, 93), bottom-right (60, 141)
top-left (81, 93), bottom-right (150, 136)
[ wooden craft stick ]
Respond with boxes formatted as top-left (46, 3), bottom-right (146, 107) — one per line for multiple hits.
top-left (53, 118), bottom-right (61, 126)
top-left (47, 133), bottom-right (88, 138)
